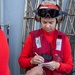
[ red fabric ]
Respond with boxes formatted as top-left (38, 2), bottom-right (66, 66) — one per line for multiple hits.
top-left (57, 36), bottom-right (74, 73)
top-left (39, 4), bottom-right (59, 10)
top-left (18, 29), bottom-right (73, 74)
top-left (0, 29), bottom-right (11, 75)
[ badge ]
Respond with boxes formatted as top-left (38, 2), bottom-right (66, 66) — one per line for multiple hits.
top-left (35, 37), bottom-right (41, 48)
top-left (56, 39), bottom-right (62, 51)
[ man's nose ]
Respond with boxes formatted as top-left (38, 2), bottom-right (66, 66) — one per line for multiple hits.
top-left (46, 23), bottom-right (51, 27)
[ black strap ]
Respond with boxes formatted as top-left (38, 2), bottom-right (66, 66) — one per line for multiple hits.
top-left (42, 54), bottom-right (53, 61)
top-left (58, 35), bottom-right (62, 38)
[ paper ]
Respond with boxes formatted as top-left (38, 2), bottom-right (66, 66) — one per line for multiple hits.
top-left (38, 62), bottom-right (53, 66)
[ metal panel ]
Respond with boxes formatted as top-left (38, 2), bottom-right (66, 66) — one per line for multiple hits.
top-left (22, 0), bottom-right (42, 45)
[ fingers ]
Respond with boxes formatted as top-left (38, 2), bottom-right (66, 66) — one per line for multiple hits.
top-left (49, 67), bottom-right (55, 71)
top-left (26, 66), bottom-right (43, 75)
top-left (25, 70), bottom-right (31, 75)
top-left (43, 61), bottom-right (60, 71)
top-left (50, 61), bottom-right (60, 70)
top-left (30, 55), bottom-right (44, 65)
top-left (31, 65), bottom-right (43, 71)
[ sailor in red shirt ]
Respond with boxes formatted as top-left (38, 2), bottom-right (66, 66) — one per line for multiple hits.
top-left (0, 29), bottom-right (11, 75)
top-left (18, 1), bottom-right (73, 75)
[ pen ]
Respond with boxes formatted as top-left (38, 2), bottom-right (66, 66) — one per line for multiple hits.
top-left (34, 52), bottom-right (38, 55)
top-left (34, 52), bottom-right (44, 63)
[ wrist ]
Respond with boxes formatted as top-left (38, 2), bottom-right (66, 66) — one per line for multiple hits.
top-left (30, 58), bottom-right (33, 65)
top-left (56, 62), bottom-right (60, 69)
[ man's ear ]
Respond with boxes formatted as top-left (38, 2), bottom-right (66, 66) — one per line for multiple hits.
top-left (56, 11), bottom-right (67, 23)
top-left (35, 14), bottom-right (41, 22)
top-left (56, 15), bottom-right (67, 23)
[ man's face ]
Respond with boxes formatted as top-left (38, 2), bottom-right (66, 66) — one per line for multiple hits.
top-left (41, 17), bottom-right (56, 33)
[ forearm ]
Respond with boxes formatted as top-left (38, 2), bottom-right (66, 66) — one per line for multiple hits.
top-left (18, 34), bottom-right (33, 68)
top-left (57, 62), bottom-right (73, 73)
top-left (18, 57), bottom-right (33, 68)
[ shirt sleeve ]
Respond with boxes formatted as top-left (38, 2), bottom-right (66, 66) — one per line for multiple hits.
top-left (18, 34), bottom-right (33, 68)
top-left (0, 30), bottom-right (10, 75)
top-left (57, 36), bottom-right (74, 73)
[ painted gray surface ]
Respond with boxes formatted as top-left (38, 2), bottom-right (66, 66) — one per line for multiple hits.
top-left (0, 0), bottom-right (4, 24)
top-left (0, 0), bottom-right (1, 23)
top-left (4, 0), bottom-right (25, 75)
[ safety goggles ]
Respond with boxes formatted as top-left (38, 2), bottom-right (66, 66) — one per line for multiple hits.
top-left (37, 8), bottom-right (59, 18)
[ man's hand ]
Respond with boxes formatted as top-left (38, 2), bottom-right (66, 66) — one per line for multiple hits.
top-left (30, 55), bottom-right (44, 65)
top-left (43, 61), bottom-right (60, 71)
top-left (26, 66), bottom-right (43, 75)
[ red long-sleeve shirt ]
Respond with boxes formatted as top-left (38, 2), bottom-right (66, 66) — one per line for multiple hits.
top-left (18, 29), bottom-right (73, 74)
top-left (0, 29), bottom-right (11, 75)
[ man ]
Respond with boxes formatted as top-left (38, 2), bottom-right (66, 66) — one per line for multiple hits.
top-left (18, 1), bottom-right (73, 75)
